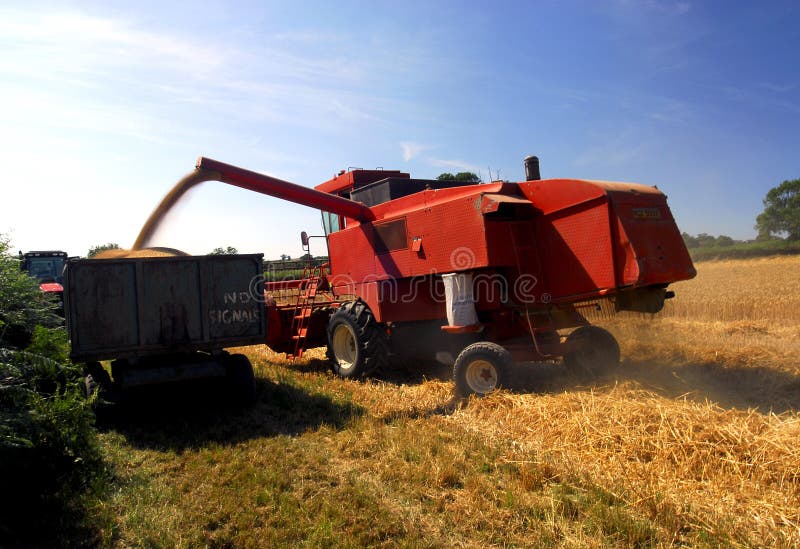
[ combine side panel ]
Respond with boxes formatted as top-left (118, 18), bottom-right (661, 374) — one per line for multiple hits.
top-left (610, 192), bottom-right (696, 285)
top-left (536, 197), bottom-right (616, 299)
top-left (519, 178), bottom-right (694, 301)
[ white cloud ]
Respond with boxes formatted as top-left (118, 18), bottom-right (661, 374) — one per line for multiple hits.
top-left (0, 10), bottom-right (226, 74)
top-left (400, 141), bottom-right (427, 161)
top-left (427, 157), bottom-right (483, 174)
top-left (0, 7), bottom-right (416, 137)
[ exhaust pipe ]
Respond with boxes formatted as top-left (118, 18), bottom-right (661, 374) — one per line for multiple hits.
top-left (524, 155), bottom-right (540, 181)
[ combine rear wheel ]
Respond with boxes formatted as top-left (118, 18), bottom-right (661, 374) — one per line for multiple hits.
top-left (327, 300), bottom-right (389, 378)
top-left (563, 326), bottom-right (620, 379)
top-left (453, 342), bottom-right (512, 398)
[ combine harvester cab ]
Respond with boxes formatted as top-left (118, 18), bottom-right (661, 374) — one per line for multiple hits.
top-left (187, 155), bottom-right (696, 397)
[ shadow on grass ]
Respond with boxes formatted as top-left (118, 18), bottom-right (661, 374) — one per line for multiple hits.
top-left (298, 356), bottom-right (453, 385)
top-left (96, 376), bottom-right (364, 451)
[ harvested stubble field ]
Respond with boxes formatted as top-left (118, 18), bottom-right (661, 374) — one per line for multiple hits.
top-left (92, 256), bottom-right (800, 547)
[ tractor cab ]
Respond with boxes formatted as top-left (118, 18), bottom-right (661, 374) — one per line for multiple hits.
top-left (20, 250), bottom-right (68, 315)
top-left (21, 250), bottom-right (68, 287)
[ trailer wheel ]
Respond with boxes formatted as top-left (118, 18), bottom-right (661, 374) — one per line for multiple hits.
top-left (83, 362), bottom-right (112, 399)
top-left (327, 300), bottom-right (389, 378)
top-left (225, 354), bottom-right (256, 405)
top-left (453, 342), bottom-right (511, 398)
top-left (563, 326), bottom-right (620, 378)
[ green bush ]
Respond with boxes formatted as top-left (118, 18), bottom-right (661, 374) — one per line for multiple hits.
top-left (0, 235), bottom-right (60, 348)
top-left (690, 238), bottom-right (800, 261)
top-left (0, 235), bottom-right (107, 546)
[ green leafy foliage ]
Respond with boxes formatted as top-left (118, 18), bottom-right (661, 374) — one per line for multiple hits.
top-left (436, 171), bottom-right (482, 183)
top-left (681, 232), bottom-right (738, 249)
top-left (210, 246), bottom-right (239, 255)
top-left (0, 234), bottom-right (107, 546)
top-left (680, 230), bottom-right (800, 261)
top-left (87, 242), bottom-right (120, 257)
top-left (0, 235), bottom-right (60, 348)
top-left (756, 178), bottom-right (800, 240)
top-left (690, 238), bottom-right (800, 261)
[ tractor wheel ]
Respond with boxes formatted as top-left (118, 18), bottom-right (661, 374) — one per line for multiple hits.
top-left (326, 300), bottom-right (389, 378)
top-left (225, 353), bottom-right (256, 405)
top-left (453, 342), bottom-right (512, 398)
top-left (563, 326), bottom-right (620, 378)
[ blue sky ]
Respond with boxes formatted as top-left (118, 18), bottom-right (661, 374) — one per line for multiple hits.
top-left (1, 0), bottom-right (798, 258)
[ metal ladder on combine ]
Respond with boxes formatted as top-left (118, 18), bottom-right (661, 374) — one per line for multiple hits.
top-left (287, 264), bottom-right (322, 360)
top-left (508, 220), bottom-right (557, 358)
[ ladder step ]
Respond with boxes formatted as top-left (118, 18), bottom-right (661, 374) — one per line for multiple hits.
top-left (293, 328), bottom-right (308, 339)
top-left (294, 311), bottom-right (312, 320)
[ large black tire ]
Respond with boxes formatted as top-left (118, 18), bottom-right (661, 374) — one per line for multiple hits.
top-left (83, 362), bottom-right (112, 399)
top-left (83, 374), bottom-right (100, 399)
top-left (225, 354), bottom-right (256, 405)
top-left (563, 326), bottom-right (620, 378)
top-left (326, 300), bottom-right (389, 378)
top-left (453, 342), bottom-right (512, 398)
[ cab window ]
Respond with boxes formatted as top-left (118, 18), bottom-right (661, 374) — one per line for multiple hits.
top-left (321, 211), bottom-right (341, 235)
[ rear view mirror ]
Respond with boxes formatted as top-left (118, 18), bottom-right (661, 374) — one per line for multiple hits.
top-left (300, 231), bottom-right (309, 247)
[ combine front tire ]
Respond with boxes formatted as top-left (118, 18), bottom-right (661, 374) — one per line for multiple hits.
top-left (327, 300), bottom-right (389, 378)
top-left (453, 342), bottom-right (512, 398)
top-left (563, 326), bottom-right (620, 378)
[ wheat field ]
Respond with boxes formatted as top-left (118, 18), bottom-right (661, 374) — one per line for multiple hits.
top-left (93, 256), bottom-right (800, 547)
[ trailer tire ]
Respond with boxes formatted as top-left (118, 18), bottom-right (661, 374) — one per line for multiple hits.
top-left (563, 326), bottom-right (620, 378)
top-left (225, 354), bottom-right (256, 405)
top-left (83, 374), bottom-right (100, 399)
top-left (453, 342), bottom-right (511, 398)
top-left (327, 300), bottom-right (389, 378)
top-left (83, 362), bottom-right (112, 399)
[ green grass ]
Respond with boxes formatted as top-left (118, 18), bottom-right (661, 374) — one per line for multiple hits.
top-left (82, 354), bottom-right (736, 548)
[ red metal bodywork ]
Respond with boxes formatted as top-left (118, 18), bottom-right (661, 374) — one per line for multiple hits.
top-left (321, 178), bottom-right (694, 324)
top-left (196, 157), bottom-right (375, 221)
top-left (194, 157), bottom-right (695, 358)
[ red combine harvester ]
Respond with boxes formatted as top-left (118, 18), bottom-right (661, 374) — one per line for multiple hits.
top-left (193, 155), bottom-right (696, 396)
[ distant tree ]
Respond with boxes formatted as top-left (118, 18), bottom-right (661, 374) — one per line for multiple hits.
top-left (695, 233), bottom-right (717, 248)
top-left (210, 246), bottom-right (238, 255)
top-left (682, 232), bottom-right (740, 249)
top-left (755, 179), bottom-right (800, 240)
top-left (715, 235), bottom-right (735, 247)
top-left (436, 172), bottom-right (482, 183)
top-left (87, 243), bottom-right (120, 258)
top-left (681, 232), bottom-right (699, 249)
